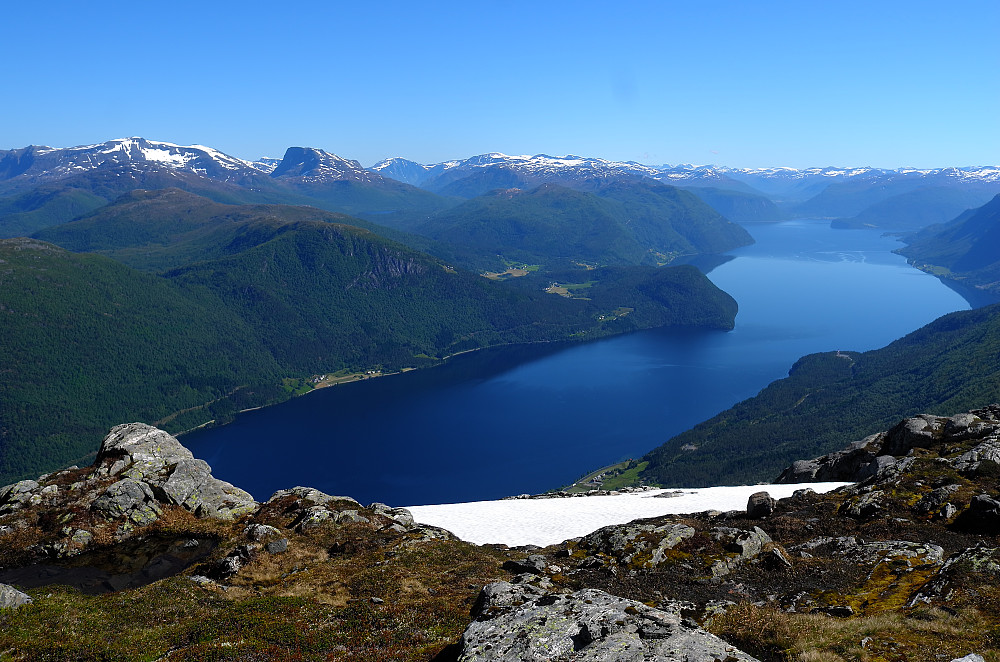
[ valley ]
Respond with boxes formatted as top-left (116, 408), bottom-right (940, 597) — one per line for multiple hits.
top-left (182, 218), bottom-right (973, 506)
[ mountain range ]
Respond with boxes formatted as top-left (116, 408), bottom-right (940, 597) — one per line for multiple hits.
top-left (372, 152), bottom-right (1000, 228)
top-left (5, 138), bottom-right (1000, 240)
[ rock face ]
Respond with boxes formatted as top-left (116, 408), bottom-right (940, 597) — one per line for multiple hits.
top-left (92, 423), bottom-right (257, 520)
top-left (448, 581), bottom-right (759, 662)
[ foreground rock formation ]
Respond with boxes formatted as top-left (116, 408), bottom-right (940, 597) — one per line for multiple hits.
top-left (2, 409), bottom-right (1000, 660)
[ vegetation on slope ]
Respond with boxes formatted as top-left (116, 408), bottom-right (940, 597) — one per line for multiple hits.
top-left (898, 194), bottom-right (1000, 296)
top-left (32, 188), bottom-right (435, 272)
top-left (413, 181), bottom-right (753, 271)
top-left (639, 303), bottom-right (1000, 486)
top-left (0, 238), bottom-right (284, 482)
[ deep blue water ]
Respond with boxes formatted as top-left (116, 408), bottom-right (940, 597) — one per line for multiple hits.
top-left (184, 221), bottom-right (970, 506)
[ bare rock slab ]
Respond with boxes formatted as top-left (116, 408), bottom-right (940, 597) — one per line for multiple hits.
top-left (450, 581), bottom-right (759, 661)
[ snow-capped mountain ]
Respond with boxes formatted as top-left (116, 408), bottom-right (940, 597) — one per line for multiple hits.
top-left (371, 152), bottom-right (680, 199)
top-left (370, 153), bottom-right (1000, 196)
top-left (0, 137), bottom-right (267, 186)
top-left (269, 147), bottom-right (379, 184)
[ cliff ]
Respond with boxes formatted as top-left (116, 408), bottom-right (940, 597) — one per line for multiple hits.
top-left (3, 408), bottom-right (1000, 660)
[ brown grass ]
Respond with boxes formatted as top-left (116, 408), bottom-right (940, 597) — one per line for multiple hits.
top-left (710, 602), bottom-right (1000, 662)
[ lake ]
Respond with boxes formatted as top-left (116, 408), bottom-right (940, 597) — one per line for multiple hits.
top-left (184, 220), bottom-right (971, 506)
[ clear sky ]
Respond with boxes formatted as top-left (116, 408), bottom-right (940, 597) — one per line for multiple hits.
top-left (4, 0), bottom-right (998, 169)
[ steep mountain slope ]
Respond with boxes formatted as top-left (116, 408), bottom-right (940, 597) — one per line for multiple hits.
top-left (684, 186), bottom-right (784, 222)
top-left (832, 186), bottom-right (994, 231)
top-left (898, 194), bottom-right (1000, 295)
top-left (638, 302), bottom-right (1000, 487)
top-left (790, 170), bottom-right (1000, 225)
top-left (0, 161), bottom-right (308, 238)
top-left (413, 182), bottom-right (753, 271)
top-left (0, 238), bottom-right (283, 482)
top-left (31, 188), bottom-right (429, 272)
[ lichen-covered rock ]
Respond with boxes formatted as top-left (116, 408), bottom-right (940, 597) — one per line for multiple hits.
top-left (710, 526), bottom-right (773, 578)
top-left (953, 439), bottom-right (1000, 474)
top-left (0, 480), bottom-right (41, 514)
top-left (451, 582), bottom-right (759, 661)
top-left (268, 486), bottom-right (360, 509)
top-left (92, 423), bottom-right (256, 520)
top-left (840, 490), bottom-right (886, 520)
top-left (579, 522), bottom-right (695, 568)
top-left (0, 583), bottom-right (33, 610)
top-left (245, 523), bottom-right (281, 542)
top-left (910, 547), bottom-right (1000, 607)
top-left (793, 537), bottom-right (944, 567)
top-left (91, 478), bottom-right (162, 525)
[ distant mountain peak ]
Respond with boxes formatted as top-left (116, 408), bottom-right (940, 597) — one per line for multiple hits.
top-left (270, 146), bottom-right (377, 183)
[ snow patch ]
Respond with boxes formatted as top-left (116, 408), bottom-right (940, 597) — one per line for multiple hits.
top-left (406, 482), bottom-right (848, 547)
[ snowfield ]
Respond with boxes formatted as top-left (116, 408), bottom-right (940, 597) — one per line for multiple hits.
top-left (406, 483), bottom-right (849, 547)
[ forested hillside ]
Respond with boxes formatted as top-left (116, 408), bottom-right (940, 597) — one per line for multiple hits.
top-left (639, 303), bottom-right (1000, 486)
top-left (412, 181), bottom-right (752, 271)
top-left (898, 194), bottom-right (1000, 296)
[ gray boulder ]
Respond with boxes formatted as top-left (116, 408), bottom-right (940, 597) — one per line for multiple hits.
top-left (93, 423), bottom-right (256, 520)
top-left (503, 554), bottom-right (549, 575)
top-left (245, 523), bottom-right (281, 542)
top-left (881, 415), bottom-right (943, 456)
top-left (955, 494), bottom-right (1000, 532)
top-left (0, 584), bottom-right (33, 610)
top-left (451, 582), bottom-right (759, 661)
top-left (269, 486), bottom-right (360, 509)
top-left (746, 491), bottom-right (776, 519)
top-left (840, 490), bottom-right (886, 520)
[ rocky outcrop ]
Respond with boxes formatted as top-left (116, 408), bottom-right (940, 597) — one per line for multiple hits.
top-left (776, 406), bottom-right (1000, 485)
top-left (445, 581), bottom-right (759, 661)
top-left (93, 423), bottom-right (256, 520)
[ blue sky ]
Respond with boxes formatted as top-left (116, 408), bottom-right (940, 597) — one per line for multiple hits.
top-left (5, 1), bottom-right (998, 169)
